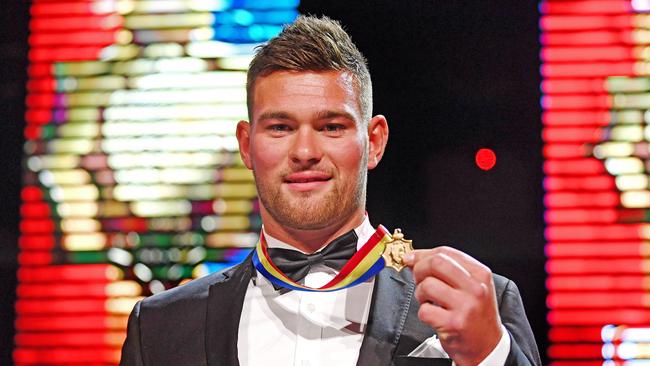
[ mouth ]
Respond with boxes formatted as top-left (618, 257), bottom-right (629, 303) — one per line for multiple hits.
top-left (284, 171), bottom-right (332, 192)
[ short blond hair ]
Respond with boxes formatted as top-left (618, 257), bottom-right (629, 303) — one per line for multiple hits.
top-left (246, 15), bottom-right (372, 122)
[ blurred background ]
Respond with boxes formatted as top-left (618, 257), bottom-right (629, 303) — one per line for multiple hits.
top-left (3, 0), bottom-right (645, 365)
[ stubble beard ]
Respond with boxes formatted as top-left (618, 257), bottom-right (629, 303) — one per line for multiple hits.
top-left (255, 158), bottom-right (368, 231)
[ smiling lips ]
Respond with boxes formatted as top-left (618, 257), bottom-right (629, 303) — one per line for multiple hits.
top-left (284, 171), bottom-right (332, 191)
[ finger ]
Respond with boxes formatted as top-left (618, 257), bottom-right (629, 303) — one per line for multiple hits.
top-left (405, 247), bottom-right (489, 279)
top-left (417, 301), bottom-right (450, 330)
top-left (403, 249), bottom-right (431, 267)
top-left (414, 276), bottom-right (460, 309)
top-left (411, 252), bottom-right (476, 291)
top-left (433, 247), bottom-right (489, 277)
top-left (433, 246), bottom-right (494, 285)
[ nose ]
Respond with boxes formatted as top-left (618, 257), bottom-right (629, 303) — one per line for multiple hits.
top-left (289, 126), bottom-right (323, 167)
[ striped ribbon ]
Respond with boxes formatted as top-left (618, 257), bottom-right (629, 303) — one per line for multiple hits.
top-left (252, 225), bottom-right (392, 292)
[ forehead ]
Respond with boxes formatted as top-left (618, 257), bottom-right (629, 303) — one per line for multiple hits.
top-left (251, 70), bottom-right (361, 120)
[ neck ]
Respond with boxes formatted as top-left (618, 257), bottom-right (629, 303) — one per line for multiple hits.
top-left (261, 209), bottom-right (366, 253)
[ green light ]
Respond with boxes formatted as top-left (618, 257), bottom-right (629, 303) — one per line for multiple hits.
top-left (67, 251), bottom-right (109, 264)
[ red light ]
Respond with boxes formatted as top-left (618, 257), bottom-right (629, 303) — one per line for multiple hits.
top-left (544, 176), bottom-right (615, 191)
top-left (475, 148), bottom-right (496, 171)
top-left (548, 309), bottom-right (650, 325)
top-left (547, 241), bottom-right (645, 257)
top-left (542, 110), bottom-right (610, 127)
top-left (541, 61), bottom-right (635, 78)
top-left (25, 109), bottom-right (52, 125)
top-left (541, 79), bottom-right (607, 95)
top-left (18, 283), bottom-right (110, 298)
top-left (544, 159), bottom-right (605, 175)
top-left (547, 344), bottom-right (603, 359)
top-left (21, 187), bottom-right (43, 202)
top-left (29, 31), bottom-right (118, 47)
top-left (546, 275), bottom-right (645, 291)
top-left (544, 209), bottom-right (618, 224)
top-left (30, 15), bottom-right (123, 32)
top-left (16, 299), bottom-right (108, 314)
top-left (18, 264), bottom-right (116, 283)
top-left (26, 78), bottom-right (55, 93)
top-left (540, 1), bottom-right (632, 15)
top-left (20, 202), bottom-right (51, 218)
top-left (24, 126), bottom-right (41, 140)
top-left (541, 46), bottom-right (633, 62)
top-left (27, 63), bottom-right (52, 78)
top-left (548, 326), bottom-right (604, 342)
top-left (543, 144), bottom-right (587, 159)
top-left (15, 314), bottom-right (127, 331)
top-left (540, 15), bottom-right (633, 32)
top-left (541, 94), bottom-right (611, 110)
top-left (16, 331), bottom-right (124, 347)
top-left (545, 224), bottom-right (638, 240)
top-left (546, 258), bottom-right (645, 274)
top-left (540, 1), bottom-right (650, 363)
top-left (26, 93), bottom-right (56, 109)
top-left (30, 2), bottom-right (97, 16)
top-left (542, 127), bottom-right (603, 143)
top-left (548, 292), bottom-right (646, 308)
top-left (19, 235), bottom-right (55, 250)
top-left (541, 30), bottom-right (633, 46)
top-left (29, 46), bottom-right (105, 62)
top-left (18, 251), bottom-right (52, 266)
top-left (13, 347), bottom-right (121, 364)
top-left (20, 219), bottom-right (55, 234)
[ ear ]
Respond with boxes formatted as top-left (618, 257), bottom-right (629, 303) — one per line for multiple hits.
top-left (367, 114), bottom-right (389, 170)
top-left (236, 120), bottom-right (253, 170)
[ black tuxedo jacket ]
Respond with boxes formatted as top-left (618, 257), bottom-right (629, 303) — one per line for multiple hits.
top-left (120, 252), bottom-right (541, 366)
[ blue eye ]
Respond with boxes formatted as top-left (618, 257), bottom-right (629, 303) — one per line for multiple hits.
top-left (269, 124), bottom-right (290, 132)
top-left (323, 124), bottom-right (344, 132)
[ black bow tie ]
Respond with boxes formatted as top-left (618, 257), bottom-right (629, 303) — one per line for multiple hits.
top-left (266, 230), bottom-right (358, 291)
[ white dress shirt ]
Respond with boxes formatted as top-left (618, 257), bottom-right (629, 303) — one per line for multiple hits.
top-left (237, 217), bottom-right (510, 366)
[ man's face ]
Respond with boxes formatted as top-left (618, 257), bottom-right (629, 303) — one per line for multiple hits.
top-left (241, 70), bottom-right (368, 230)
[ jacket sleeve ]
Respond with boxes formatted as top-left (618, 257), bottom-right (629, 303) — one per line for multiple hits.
top-left (498, 280), bottom-right (542, 366)
top-left (120, 300), bottom-right (145, 366)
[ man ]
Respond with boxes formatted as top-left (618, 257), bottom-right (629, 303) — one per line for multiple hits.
top-left (120, 15), bottom-right (541, 366)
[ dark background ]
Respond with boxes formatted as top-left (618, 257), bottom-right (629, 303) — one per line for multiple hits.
top-left (0, 1), bottom-right (544, 363)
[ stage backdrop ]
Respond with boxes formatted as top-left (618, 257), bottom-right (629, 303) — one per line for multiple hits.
top-left (20, 0), bottom-right (650, 365)
top-left (16, 0), bottom-right (297, 364)
top-left (541, 0), bottom-right (650, 364)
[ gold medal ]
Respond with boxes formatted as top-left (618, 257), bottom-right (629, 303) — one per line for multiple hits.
top-left (382, 228), bottom-right (414, 272)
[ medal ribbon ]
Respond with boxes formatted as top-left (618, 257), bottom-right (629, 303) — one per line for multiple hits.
top-left (252, 225), bottom-right (392, 292)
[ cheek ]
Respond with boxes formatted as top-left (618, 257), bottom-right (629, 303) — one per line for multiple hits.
top-left (329, 142), bottom-right (365, 173)
top-left (251, 140), bottom-right (285, 173)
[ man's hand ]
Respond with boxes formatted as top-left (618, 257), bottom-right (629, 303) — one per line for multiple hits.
top-left (403, 247), bottom-right (503, 366)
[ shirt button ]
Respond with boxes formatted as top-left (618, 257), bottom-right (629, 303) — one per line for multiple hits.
top-left (307, 303), bottom-right (316, 312)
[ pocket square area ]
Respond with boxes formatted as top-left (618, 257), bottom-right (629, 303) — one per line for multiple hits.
top-left (407, 335), bottom-right (450, 358)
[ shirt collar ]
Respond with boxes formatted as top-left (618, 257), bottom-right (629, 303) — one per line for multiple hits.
top-left (262, 215), bottom-right (375, 253)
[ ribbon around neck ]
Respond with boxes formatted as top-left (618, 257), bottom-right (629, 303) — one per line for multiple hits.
top-left (252, 225), bottom-right (392, 292)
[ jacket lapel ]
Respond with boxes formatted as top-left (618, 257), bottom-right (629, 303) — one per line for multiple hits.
top-left (205, 252), bottom-right (255, 366)
top-left (356, 268), bottom-right (415, 366)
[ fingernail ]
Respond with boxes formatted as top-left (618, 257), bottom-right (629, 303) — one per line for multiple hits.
top-left (403, 252), bottom-right (414, 264)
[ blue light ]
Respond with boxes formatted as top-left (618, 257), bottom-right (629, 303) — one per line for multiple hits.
top-left (230, 0), bottom-right (299, 10)
top-left (201, 262), bottom-right (234, 274)
top-left (232, 9), bottom-right (254, 26)
top-left (213, 10), bottom-right (298, 28)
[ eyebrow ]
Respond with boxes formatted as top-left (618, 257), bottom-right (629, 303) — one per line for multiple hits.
top-left (314, 110), bottom-right (357, 122)
top-left (257, 110), bottom-right (357, 123)
top-left (258, 111), bottom-right (292, 122)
